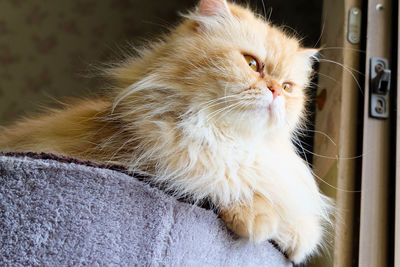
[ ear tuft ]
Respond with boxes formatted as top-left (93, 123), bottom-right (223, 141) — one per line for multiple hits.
top-left (198, 0), bottom-right (230, 17)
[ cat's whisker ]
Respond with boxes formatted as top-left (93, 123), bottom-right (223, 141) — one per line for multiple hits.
top-left (291, 135), bottom-right (308, 163)
top-left (194, 99), bottom-right (238, 118)
top-left (267, 7), bottom-right (273, 22)
top-left (292, 131), bottom-right (365, 160)
top-left (316, 72), bottom-right (342, 85)
top-left (318, 57), bottom-right (365, 76)
top-left (201, 94), bottom-right (238, 108)
top-left (320, 46), bottom-right (366, 53)
top-left (318, 58), bottom-right (364, 95)
top-left (291, 120), bottom-right (360, 160)
top-left (206, 103), bottom-right (240, 122)
top-left (260, 0), bottom-right (267, 21)
top-left (206, 101), bottom-right (242, 122)
top-left (311, 170), bottom-right (361, 193)
top-left (290, 136), bottom-right (361, 193)
top-left (313, 19), bottom-right (325, 48)
top-left (308, 81), bottom-right (332, 91)
top-left (297, 140), bottom-right (363, 160)
top-left (192, 95), bottom-right (239, 116)
top-left (295, 128), bottom-right (337, 147)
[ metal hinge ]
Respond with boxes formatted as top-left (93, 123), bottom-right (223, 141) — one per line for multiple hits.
top-left (370, 57), bottom-right (391, 119)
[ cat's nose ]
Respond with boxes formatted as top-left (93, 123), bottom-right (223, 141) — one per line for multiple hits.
top-left (267, 80), bottom-right (282, 99)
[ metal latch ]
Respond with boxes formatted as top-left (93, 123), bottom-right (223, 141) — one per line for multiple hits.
top-left (348, 7), bottom-right (361, 44)
top-left (370, 57), bottom-right (391, 119)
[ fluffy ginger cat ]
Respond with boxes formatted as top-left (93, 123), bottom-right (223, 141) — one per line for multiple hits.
top-left (0, 0), bottom-right (332, 263)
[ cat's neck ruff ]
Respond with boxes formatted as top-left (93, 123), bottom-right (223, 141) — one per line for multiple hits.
top-left (180, 107), bottom-right (289, 146)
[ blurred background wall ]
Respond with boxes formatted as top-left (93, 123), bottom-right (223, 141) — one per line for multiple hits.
top-left (0, 0), bottom-right (322, 125)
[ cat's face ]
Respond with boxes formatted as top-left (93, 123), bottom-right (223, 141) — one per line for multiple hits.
top-left (161, 0), bottom-right (317, 135)
top-left (115, 0), bottom-right (317, 137)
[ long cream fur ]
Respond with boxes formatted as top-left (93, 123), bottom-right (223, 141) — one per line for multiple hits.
top-left (0, 0), bottom-right (332, 263)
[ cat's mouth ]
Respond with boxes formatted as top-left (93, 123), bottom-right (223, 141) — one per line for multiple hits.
top-left (240, 88), bottom-right (273, 109)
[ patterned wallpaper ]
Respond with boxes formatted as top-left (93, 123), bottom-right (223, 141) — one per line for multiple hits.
top-left (0, 0), bottom-right (321, 126)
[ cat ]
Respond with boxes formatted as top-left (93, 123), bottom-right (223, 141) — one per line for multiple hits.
top-left (0, 0), bottom-right (332, 263)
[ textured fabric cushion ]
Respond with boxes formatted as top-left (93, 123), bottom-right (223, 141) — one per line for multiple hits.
top-left (0, 154), bottom-right (292, 267)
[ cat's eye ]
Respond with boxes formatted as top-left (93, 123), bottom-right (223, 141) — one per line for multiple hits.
top-left (243, 55), bottom-right (260, 72)
top-left (282, 82), bottom-right (294, 93)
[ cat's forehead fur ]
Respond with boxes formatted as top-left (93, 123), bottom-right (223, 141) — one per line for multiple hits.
top-left (178, 2), bottom-right (307, 80)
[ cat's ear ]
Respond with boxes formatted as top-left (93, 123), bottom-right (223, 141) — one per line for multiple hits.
top-left (197, 0), bottom-right (231, 18)
top-left (299, 48), bottom-right (320, 60)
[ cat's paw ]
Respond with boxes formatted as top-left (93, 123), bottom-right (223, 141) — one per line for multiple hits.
top-left (285, 216), bottom-right (323, 264)
top-left (220, 194), bottom-right (323, 265)
top-left (220, 194), bottom-right (280, 242)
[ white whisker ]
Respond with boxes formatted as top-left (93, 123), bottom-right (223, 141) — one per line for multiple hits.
top-left (206, 101), bottom-right (242, 122)
top-left (318, 58), bottom-right (364, 95)
top-left (296, 128), bottom-right (337, 147)
top-left (311, 170), bottom-right (361, 193)
top-left (320, 46), bottom-right (366, 53)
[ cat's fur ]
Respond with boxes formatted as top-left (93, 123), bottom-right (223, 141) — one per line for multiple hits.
top-left (0, 0), bottom-right (332, 263)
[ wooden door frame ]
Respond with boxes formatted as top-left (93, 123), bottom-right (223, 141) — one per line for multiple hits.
top-left (358, 0), bottom-right (393, 266)
top-left (313, 0), bottom-right (397, 266)
top-left (311, 0), bottom-right (362, 266)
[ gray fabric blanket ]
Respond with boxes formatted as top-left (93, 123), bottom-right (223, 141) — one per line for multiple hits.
top-left (0, 153), bottom-right (292, 267)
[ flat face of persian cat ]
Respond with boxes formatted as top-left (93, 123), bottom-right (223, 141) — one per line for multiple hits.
top-left (151, 0), bottom-right (317, 136)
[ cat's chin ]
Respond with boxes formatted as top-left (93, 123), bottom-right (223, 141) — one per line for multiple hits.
top-left (238, 99), bottom-right (285, 128)
top-left (217, 108), bottom-right (285, 138)
top-left (245, 101), bottom-right (271, 110)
